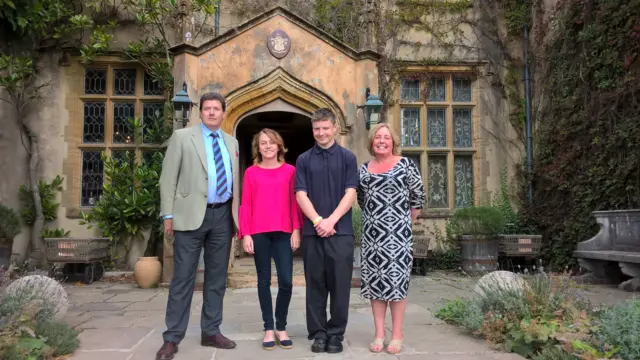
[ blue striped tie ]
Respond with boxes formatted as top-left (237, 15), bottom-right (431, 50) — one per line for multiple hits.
top-left (210, 133), bottom-right (227, 196)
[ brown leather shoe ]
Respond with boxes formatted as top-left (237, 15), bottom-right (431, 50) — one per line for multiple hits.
top-left (201, 333), bottom-right (237, 349)
top-left (156, 341), bottom-right (178, 360)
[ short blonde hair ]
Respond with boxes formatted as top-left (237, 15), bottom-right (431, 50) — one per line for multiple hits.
top-left (367, 123), bottom-right (401, 156)
top-left (251, 128), bottom-right (288, 164)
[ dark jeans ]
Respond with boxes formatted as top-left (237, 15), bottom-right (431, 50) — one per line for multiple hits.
top-left (252, 231), bottom-right (294, 331)
top-left (302, 235), bottom-right (354, 341)
top-left (162, 204), bottom-right (233, 344)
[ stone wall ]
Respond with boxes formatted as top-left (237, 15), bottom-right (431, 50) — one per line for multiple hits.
top-left (0, 3), bottom-right (535, 264)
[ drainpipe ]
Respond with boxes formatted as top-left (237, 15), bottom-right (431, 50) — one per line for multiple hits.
top-left (215, 0), bottom-right (220, 37)
top-left (523, 1), bottom-right (533, 203)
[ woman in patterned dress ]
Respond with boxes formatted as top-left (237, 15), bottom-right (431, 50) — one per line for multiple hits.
top-left (357, 123), bottom-right (426, 354)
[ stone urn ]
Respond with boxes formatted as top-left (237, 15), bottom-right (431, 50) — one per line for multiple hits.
top-left (134, 256), bottom-right (162, 289)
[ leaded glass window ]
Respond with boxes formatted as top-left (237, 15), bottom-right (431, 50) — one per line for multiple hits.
top-left (84, 69), bottom-right (106, 95)
top-left (453, 109), bottom-right (473, 148)
top-left (112, 150), bottom-right (135, 167)
top-left (398, 72), bottom-right (477, 210)
top-left (428, 155), bottom-right (448, 208)
top-left (453, 77), bottom-right (472, 102)
top-left (454, 155), bottom-right (474, 208)
top-left (113, 69), bottom-right (136, 95)
top-left (142, 103), bottom-right (165, 144)
top-left (144, 72), bottom-right (164, 96)
top-left (403, 153), bottom-right (421, 173)
top-left (401, 108), bottom-right (420, 147)
top-left (400, 78), bottom-right (420, 102)
top-left (81, 151), bottom-right (104, 206)
top-left (113, 103), bottom-right (135, 143)
top-left (427, 108), bottom-right (447, 147)
top-left (78, 65), bottom-right (165, 208)
top-left (427, 77), bottom-right (446, 102)
top-left (142, 150), bottom-right (162, 165)
top-left (83, 102), bottom-right (106, 143)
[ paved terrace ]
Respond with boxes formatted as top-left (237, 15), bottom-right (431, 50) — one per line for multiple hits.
top-left (63, 268), bottom-right (637, 360)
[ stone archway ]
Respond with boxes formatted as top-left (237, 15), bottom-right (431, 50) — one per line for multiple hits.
top-left (221, 67), bottom-right (350, 136)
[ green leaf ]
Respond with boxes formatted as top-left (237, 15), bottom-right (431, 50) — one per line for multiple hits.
top-left (17, 17), bottom-right (28, 28)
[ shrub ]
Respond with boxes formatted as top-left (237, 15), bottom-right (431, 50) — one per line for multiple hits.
top-left (532, 346), bottom-right (578, 360)
top-left (0, 273), bottom-right (80, 359)
top-left (446, 206), bottom-right (506, 239)
top-left (425, 249), bottom-right (461, 270)
top-left (2, 337), bottom-right (54, 360)
top-left (0, 203), bottom-right (21, 240)
top-left (35, 321), bottom-right (79, 356)
top-left (436, 298), bottom-right (471, 324)
top-left (436, 272), bottom-right (601, 359)
top-left (0, 295), bottom-right (56, 326)
top-left (352, 204), bottom-right (362, 245)
top-left (595, 299), bottom-right (640, 360)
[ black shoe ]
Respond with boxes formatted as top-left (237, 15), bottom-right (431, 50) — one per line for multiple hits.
top-left (326, 336), bottom-right (343, 353)
top-left (311, 338), bottom-right (327, 353)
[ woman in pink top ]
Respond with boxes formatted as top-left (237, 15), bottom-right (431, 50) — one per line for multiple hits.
top-left (238, 128), bottom-right (302, 350)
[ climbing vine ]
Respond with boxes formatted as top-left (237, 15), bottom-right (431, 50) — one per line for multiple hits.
top-left (227, 0), bottom-right (530, 148)
top-left (520, 0), bottom-right (640, 269)
top-left (0, 0), bottom-right (217, 264)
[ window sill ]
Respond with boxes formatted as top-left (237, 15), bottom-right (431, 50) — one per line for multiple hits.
top-left (66, 207), bottom-right (93, 219)
top-left (417, 209), bottom-right (454, 219)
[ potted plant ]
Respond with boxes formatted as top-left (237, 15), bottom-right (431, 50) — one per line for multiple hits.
top-left (446, 206), bottom-right (505, 275)
top-left (0, 203), bottom-right (21, 267)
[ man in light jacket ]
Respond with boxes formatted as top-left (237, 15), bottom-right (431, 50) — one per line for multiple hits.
top-left (156, 92), bottom-right (240, 360)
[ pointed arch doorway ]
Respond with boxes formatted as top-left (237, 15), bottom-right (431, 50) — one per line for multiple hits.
top-left (234, 99), bottom-right (314, 259)
top-left (235, 98), bottom-right (314, 176)
top-left (222, 68), bottom-right (348, 261)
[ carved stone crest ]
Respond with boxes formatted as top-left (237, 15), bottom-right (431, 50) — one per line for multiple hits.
top-left (267, 29), bottom-right (291, 59)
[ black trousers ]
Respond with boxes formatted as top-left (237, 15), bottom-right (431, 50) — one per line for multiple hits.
top-left (302, 235), bottom-right (354, 341)
top-left (162, 203), bottom-right (233, 343)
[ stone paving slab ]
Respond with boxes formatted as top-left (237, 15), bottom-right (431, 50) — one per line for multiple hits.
top-left (398, 355), bottom-right (524, 360)
top-left (128, 330), bottom-right (215, 360)
top-left (77, 327), bottom-right (155, 351)
top-left (71, 351), bottom-right (132, 360)
top-left (105, 291), bottom-right (160, 302)
top-left (65, 274), bottom-right (527, 360)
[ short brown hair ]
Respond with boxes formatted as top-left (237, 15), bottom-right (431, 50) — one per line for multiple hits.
top-left (251, 128), bottom-right (288, 164)
top-left (367, 123), bottom-right (401, 156)
top-left (311, 108), bottom-right (336, 124)
top-left (199, 92), bottom-right (226, 112)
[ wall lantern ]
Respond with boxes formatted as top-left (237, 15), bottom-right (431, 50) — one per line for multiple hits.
top-left (171, 81), bottom-right (194, 127)
top-left (360, 87), bottom-right (384, 130)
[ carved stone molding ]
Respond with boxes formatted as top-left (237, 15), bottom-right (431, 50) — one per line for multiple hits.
top-left (222, 67), bottom-right (349, 135)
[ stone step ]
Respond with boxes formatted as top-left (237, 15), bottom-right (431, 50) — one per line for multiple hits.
top-left (227, 274), bottom-right (307, 289)
top-left (227, 257), bottom-right (307, 289)
top-left (191, 257), bottom-right (360, 290)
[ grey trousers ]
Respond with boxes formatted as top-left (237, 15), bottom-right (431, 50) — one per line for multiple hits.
top-left (162, 203), bottom-right (233, 343)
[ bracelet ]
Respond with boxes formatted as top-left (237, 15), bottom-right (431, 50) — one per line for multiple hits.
top-left (312, 216), bottom-right (323, 225)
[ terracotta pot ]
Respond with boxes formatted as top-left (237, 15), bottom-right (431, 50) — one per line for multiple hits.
top-left (134, 256), bottom-right (162, 289)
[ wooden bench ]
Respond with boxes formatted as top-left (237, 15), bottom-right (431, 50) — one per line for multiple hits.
top-left (573, 209), bottom-right (640, 292)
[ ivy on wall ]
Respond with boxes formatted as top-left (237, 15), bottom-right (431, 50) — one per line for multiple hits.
top-left (521, 0), bottom-right (640, 270)
top-left (229, 0), bottom-right (526, 133)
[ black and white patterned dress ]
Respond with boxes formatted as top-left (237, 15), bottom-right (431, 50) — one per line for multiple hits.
top-left (357, 157), bottom-right (426, 301)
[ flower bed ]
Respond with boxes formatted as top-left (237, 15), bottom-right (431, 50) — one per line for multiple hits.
top-left (435, 272), bottom-right (640, 359)
top-left (0, 267), bottom-right (80, 359)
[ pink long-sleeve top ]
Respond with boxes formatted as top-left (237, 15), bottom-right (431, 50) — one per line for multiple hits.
top-left (238, 163), bottom-right (302, 238)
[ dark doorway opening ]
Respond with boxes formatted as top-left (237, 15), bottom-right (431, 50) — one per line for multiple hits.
top-left (235, 110), bottom-right (315, 257)
top-left (236, 110), bottom-right (314, 173)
